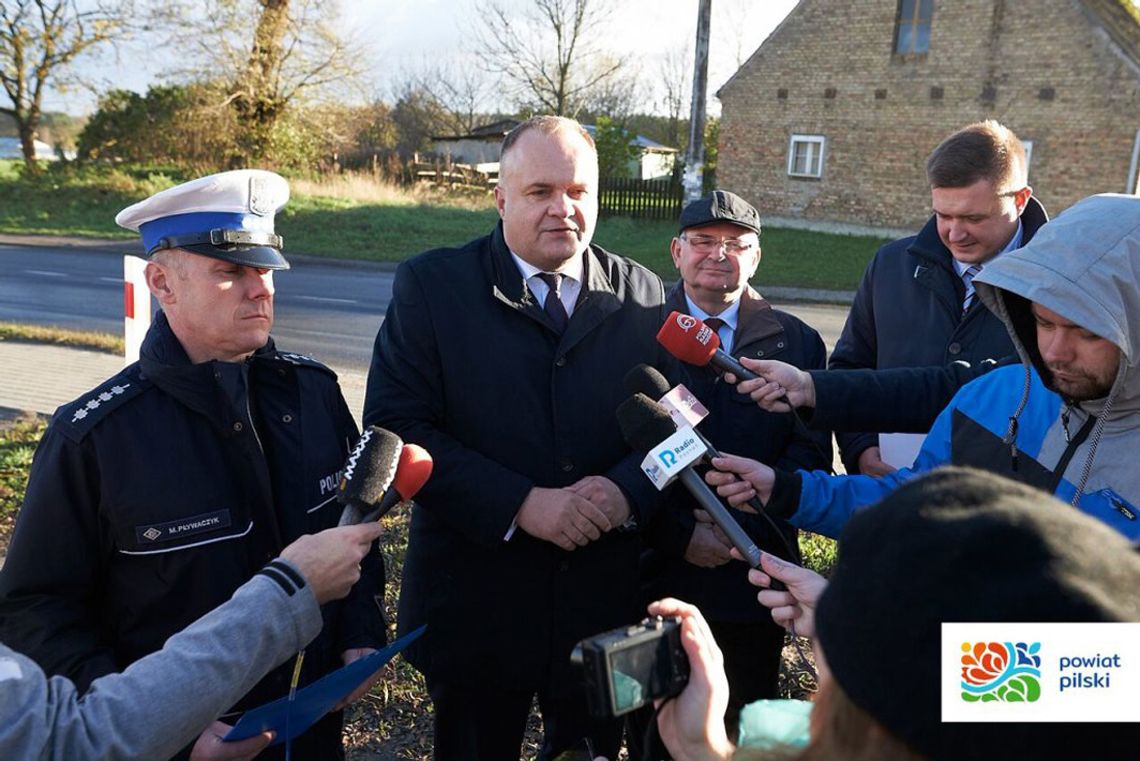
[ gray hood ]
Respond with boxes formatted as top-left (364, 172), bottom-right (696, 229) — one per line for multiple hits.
top-left (974, 193), bottom-right (1140, 502)
top-left (976, 193), bottom-right (1140, 415)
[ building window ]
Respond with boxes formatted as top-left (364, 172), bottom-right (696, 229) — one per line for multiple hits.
top-left (894, 0), bottom-right (933, 55)
top-left (787, 135), bottom-right (826, 178)
top-left (1021, 139), bottom-right (1034, 179)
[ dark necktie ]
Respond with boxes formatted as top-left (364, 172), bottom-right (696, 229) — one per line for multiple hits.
top-left (538, 273), bottom-right (569, 334)
top-left (962, 264), bottom-right (983, 313)
top-left (704, 316), bottom-right (727, 349)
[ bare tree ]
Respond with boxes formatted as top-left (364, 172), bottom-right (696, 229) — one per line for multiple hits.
top-left (412, 58), bottom-right (500, 135)
top-left (657, 44), bottom-right (690, 151)
top-left (475, 0), bottom-right (625, 117)
top-left (721, 0), bottom-right (759, 71)
top-left (581, 60), bottom-right (643, 122)
top-left (0, 0), bottom-right (129, 169)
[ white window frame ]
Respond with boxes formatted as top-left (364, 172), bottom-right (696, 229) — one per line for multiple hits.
top-left (1021, 139), bottom-right (1034, 178)
top-left (787, 134), bottom-right (826, 178)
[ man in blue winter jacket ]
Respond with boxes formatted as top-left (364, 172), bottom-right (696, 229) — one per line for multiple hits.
top-left (708, 193), bottom-right (1140, 543)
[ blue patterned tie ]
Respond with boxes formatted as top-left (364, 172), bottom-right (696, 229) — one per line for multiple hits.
top-left (538, 273), bottom-right (568, 334)
top-left (962, 264), bottom-right (983, 313)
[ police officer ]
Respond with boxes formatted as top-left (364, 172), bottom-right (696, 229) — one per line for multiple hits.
top-left (0, 170), bottom-right (386, 760)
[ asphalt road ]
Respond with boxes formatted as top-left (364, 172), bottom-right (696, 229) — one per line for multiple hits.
top-left (0, 242), bottom-right (852, 372)
top-left (1, 243), bottom-right (395, 373)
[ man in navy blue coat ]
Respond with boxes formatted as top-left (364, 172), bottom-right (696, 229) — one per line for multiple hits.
top-left (831, 120), bottom-right (1047, 476)
top-left (363, 116), bottom-right (672, 760)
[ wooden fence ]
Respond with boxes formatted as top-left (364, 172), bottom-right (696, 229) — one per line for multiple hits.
top-left (599, 176), bottom-right (684, 221)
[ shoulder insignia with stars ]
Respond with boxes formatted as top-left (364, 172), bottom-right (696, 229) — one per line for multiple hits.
top-left (55, 368), bottom-right (150, 442)
top-left (273, 351), bottom-right (337, 378)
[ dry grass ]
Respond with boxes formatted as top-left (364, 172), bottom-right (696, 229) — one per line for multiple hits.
top-left (0, 322), bottom-right (123, 354)
top-left (291, 173), bottom-right (495, 212)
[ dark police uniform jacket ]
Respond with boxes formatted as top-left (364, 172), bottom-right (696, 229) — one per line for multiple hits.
top-left (643, 284), bottom-right (832, 622)
top-left (0, 312), bottom-right (383, 755)
top-left (829, 197), bottom-right (1048, 472)
top-left (363, 222), bottom-right (673, 695)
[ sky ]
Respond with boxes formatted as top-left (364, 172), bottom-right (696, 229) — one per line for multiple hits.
top-left (53, 0), bottom-right (799, 117)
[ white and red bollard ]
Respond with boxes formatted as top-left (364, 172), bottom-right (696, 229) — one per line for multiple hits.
top-left (123, 255), bottom-right (151, 366)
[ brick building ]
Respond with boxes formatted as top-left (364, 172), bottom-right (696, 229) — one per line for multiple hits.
top-left (717, 0), bottom-right (1140, 230)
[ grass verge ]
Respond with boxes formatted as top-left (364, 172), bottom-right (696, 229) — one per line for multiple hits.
top-left (0, 322), bottom-right (124, 354)
top-left (0, 414), bottom-right (47, 548)
top-left (0, 160), bottom-right (889, 291)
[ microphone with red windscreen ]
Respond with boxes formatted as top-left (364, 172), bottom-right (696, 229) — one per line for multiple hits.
top-left (656, 311), bottom-right (760, 381)
top-left (337, 427), bottom-right (434, 525)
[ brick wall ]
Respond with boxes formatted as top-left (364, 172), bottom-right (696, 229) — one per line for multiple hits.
top-left (718, 0), bottom-right (1140, 229)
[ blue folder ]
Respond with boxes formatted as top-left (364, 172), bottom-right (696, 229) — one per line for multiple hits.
top-left (224, 625), bottom-right (425, 746)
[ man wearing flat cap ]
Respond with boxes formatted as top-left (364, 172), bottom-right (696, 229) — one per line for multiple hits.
top-left (0, 170), bottom-right (386, 759)
top-left (638, 190), bottom-right (831, 741)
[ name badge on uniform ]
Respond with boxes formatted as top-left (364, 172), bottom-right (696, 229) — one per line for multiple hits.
top-left (136, 509), bottom-right (232, 543)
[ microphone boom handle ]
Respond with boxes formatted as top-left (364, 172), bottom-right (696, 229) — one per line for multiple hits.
top-left (678, 468), bottom-right (762, 567)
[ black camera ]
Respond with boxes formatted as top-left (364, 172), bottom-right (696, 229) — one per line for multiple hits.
top-left (571, 615), bottom-right (690, 717)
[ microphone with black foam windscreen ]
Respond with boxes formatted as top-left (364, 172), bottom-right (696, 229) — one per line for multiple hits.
top-left (617, 393), bottom-right (767, 566)
top-left (618, 392), bottom-right (796, 590)
top-left (624, 363), bottom-right (772, 517)
top-left (337, 427), bottom-right (434, 526)
top-left (623, 363), bottom-right (710, 429)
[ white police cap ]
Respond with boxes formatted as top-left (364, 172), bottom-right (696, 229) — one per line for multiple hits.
top-left (115, 169), bottom-right (291, 270)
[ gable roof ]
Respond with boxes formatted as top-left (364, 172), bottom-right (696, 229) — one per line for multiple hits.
top-left (1080, 0), bottom-right (1140, 66)
top-left (716, 0), bottom-right (803, 98)
top-left (432, 119), bottom-right (520, 142)
top-left (432, 120), bottom-right (679, 153)
top-left (581, 124), bottom-right (678, 153)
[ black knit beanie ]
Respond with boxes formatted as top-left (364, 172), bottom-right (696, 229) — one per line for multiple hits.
top-left (815, 467), bottom-right (1140, 760)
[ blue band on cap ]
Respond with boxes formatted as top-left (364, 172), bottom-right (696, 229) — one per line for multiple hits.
top-left (140, 212), bottom-right (274, 254)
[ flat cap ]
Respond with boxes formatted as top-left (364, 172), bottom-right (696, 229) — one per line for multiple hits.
top-left (678, 190), bottom-right (761, 235)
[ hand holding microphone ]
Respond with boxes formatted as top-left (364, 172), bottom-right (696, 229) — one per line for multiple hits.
top-left (655, 311), bottom-right (800, 416)
top-left (656, 311), bottom-right (762, 382)
top-left (733, 357), bottom-right (817, 413)
top-left (617, 389), bottom-right (794, 590)
top-left (616, 393), bottom-right (764, 568)
top-left (655, 315), bottom-right (834, 475)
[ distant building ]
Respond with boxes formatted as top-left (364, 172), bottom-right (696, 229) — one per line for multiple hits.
top-left (430, 119), bottom-right (519, 167)
top-left (717, 0), bottom-right (1140, 230)
top-left (0, 137), bottom-right (62, 161)
top-left (431, 119), bottom-right (679, 180)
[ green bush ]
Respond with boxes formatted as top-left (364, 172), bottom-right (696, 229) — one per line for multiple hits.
top-left (799, 531), bottom-right (838, 577)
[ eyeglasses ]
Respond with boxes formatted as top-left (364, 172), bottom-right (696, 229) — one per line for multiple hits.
top-left (681, 234), bottom-right (756, 256)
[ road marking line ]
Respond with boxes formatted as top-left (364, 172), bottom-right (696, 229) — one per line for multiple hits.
top-left (296, 295), bottom-right (358, 304)
top-left (24, 269), bottom-right (68, 278)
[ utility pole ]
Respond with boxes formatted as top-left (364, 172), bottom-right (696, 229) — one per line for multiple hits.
top-left (683, 0), bottom-right (712, 203)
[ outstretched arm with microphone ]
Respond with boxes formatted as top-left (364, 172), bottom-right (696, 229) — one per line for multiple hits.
top-left (4, 523), bottom-right (382, 761)
top-left (728, 355), bottom-right (1012, 434)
